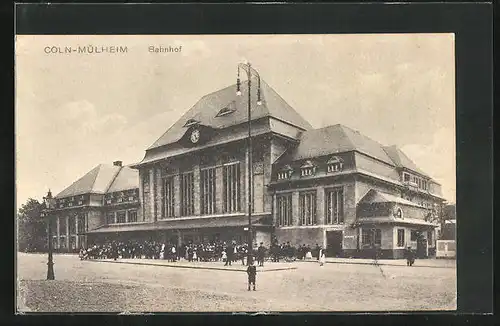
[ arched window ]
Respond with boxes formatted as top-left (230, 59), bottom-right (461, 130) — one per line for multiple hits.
top-left (327, 156), bottom-right (344, 173)
top-left (300, 160), bottom-right (316, 177)
top-left (394, 207), bottom-right (403, 219)
top-left (183, 118), bottom-right (200, 127)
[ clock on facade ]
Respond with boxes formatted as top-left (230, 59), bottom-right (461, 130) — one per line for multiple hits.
top-left (190, 129), bottom-right (201, 144)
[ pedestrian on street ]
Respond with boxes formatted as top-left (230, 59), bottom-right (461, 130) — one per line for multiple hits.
top-left (319, 247), bottom-right (326, 266)
top-left (257, 242), bottom-right (266, 267)
top-left (225, 243), bottom-right (233, 266)
top-left (247, 260), bottom-right (257, 291)
top-left (405, 246), bottom-right (415, 266)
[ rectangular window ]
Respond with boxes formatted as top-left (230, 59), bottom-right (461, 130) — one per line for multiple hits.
top-left (117, 211), bottom-right (126, 223)
top-left (201, 167), bottom-right (217, 215)
top-left (163, 177), bottom-right (175, 218)
top-left (128, 210), bottom-right (138, 223)
top-left (59, 217), bottom-right (67, 232)
top-left (107, 212), bottom-right (115, 225)
top-left (223, 163), bottom-right (241, 213)
top-left (277, 194), bottom-right (292, 226)
top-left (362, 229), bottom-right (371, 246)
top-left (68, 216), bottom-right (76, 235)
top-left (403, 172), bottom-right (410, 182)
top-left (77, 213), bottom-right (86, 234)
top-left (411, 230), bottom-right (419, 241)
top-left (374, 229), bottom-right (382, 246)
top-left (299, 192), bottom-right (316, 225)
top-left (362, 228), bottom-right (382, 246)
top-left (180, 172), bottom-right (195, 216)
top-left (397, 229), bottom-right (405, 247)
top-left (326, 188), bottom-right (344, 224)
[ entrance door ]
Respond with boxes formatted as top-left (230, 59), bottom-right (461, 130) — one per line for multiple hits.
top-left (416, 235), bottom-right (428, 258)
top-left (326, 231), bottom-right (343, 257)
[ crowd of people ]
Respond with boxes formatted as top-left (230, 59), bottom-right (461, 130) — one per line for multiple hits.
top-left (79, 239), bottom-right (325, 264)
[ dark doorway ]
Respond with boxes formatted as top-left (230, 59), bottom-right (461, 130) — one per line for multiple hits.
top-left (416, 235), bottom-right (428, 258)
top-left (326, 231), bottom-right (343, 257)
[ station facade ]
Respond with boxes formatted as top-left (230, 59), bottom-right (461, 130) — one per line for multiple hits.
top-left (52, 77), bottom-right (445, 258)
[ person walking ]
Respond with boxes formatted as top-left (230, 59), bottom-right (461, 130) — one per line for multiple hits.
top-left (257, 242), bottom-right (266, 267)
top-left (319, 247), bottom-right (326, 266)
top-left (405, 246), bottom-right (415, 266)
top-left (246, 260), bottom-right (257, 291)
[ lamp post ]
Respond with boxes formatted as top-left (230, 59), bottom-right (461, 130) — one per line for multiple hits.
top-left (237, 62), bottom-right (262, 265)
top-left (41, 189), bottom-right (56, 280)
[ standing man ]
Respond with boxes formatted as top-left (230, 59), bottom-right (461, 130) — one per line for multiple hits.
top-left (257, 242), bottom-right (266, 267)
top-left (225, 242), bottom-right (233, 266)
top-left (246, 260), bottom-right (257, 291)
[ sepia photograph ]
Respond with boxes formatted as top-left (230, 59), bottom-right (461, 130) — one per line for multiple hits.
top-left (15, 34), bottom-right (457, 312)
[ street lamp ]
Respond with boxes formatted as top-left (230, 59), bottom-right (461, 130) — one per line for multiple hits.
top-left (237, 62), bottom-right (262, 265)
top-left (41, 189), bottom-right (56, 280)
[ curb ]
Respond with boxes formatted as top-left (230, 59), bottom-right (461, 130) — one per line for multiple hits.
top-left (88, 260), bottom-right (298, 273)
top-left (298, 260), bottom-right (455, 269)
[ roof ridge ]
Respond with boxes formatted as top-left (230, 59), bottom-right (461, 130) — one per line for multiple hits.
top-left (104, 165), bottom-right (124, 194)
top-left (336, 124), bottom-right (357, 150)
top-left (55, 164), bottom-right (101, 198)
top-left (261, 79), bottom-right (313, 130)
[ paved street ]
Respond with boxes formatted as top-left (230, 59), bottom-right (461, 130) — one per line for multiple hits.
top-left (17, 253), bottom-right (456, 312)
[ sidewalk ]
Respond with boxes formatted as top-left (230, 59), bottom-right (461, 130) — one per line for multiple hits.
top-left (299, 257), bottom-right (456, 268)
top-left (88, 258), bottom-right (298, 272)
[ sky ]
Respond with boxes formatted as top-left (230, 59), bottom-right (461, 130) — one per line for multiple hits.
top-left (15, 34), bottom-right (456, 209)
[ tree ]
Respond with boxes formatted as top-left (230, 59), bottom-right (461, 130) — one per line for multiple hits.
top-left (17, 198), bottom-right (47, 252)
top-left (424, 202), bottom-right (456, 240)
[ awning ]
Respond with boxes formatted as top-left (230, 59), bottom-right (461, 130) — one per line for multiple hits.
top-left (86, 213), bottom-right (271, 234)
top-left (355, 216), bottom-right (438, 227)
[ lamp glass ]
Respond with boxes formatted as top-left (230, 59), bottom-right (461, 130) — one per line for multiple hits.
top-left (236, 91), bottom-right (242, 96)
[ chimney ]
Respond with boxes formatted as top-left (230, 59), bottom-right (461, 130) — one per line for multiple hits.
top-left (113, 160), bottom-right (122, 167)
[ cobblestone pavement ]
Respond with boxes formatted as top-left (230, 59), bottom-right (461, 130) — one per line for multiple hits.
top-left (17, 253), bottom-right (457, 312)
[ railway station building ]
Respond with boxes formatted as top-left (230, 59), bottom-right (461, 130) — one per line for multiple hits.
top-left (51, 76), bottom-right (445, 258)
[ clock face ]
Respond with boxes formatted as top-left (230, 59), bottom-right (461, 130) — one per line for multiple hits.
top-left (190, 129), bottom-right (200, 143)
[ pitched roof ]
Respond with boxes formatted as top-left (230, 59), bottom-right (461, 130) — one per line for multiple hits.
top-left (383, 145), bottom-right (430, 177)
top-left (55, 164), bottom-right (122, 198)
top-left (147, 79), bottom-right (312, 150)
top-left (107, 166), bottom-right (139, 193)
top-left (282, 124), bottom-right (395, 165)
top-left (359, 189), bottom-right (421, 208)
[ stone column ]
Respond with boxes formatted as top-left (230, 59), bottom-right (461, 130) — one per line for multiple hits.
top-left (177, 230), bottom-right (182, 247)
top-left (138, 170), bottom-right (145, 221)
top-left (316, 186), bottom-right (325, 225)
top-left (65, 216), bottom-right (70, 250)
top-left (125, 210), bottom-right (129, 223)
top-left (174, 174), bottom-right (181, 217)
top-left (149, 168), bottom-right (155, 220)
top-left (292, 191), bottom-right (300, 226)
top-left (215, 160), bottom-right (224, 214)
top-left (156, 168), bottom-right (163, 219)
top-left (193, 162), bottom-right (201, 216)
top-left (56, 217), bottom-right (60, 250)
top-left (75, 216), bottom-right (79, 249)
top-left (272, 193), bottom-right (277, 226)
